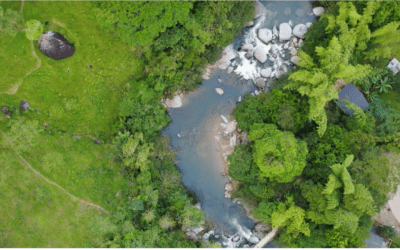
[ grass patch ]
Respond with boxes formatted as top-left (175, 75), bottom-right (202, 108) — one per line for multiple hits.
top-left (0, 1), bottom-right (144, 140)
top-left (0, 132), bottom-right (100, 248)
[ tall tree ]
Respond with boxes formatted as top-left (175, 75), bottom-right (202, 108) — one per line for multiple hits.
top-left (0, 6), bottom-right (21, 37)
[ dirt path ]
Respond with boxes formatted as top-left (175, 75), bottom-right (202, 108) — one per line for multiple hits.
top-left (0, 130), bottom-right (110, 214)
top-left (0, 0), bottom-right (42, 95)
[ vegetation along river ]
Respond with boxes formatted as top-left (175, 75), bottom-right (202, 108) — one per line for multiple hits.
top-left (162, 1), bottom-right (315, 247)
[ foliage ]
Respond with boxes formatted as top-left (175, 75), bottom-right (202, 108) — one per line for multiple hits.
top-left (365, 21), bottom-right (400, 61)
top-left (248, 123), bottom-right (308, 183)
top-left (24, 19), bottom-right (43, 40)
top-left (227, 144), bottom-right (258, 183)
top-left (0, 6), bottom-right (21, 37)
top-left (342, 99), bottom-right (375, 133)
top-left (378, 226), bottom-right (396, 239)
top-left (343, 130), bottom-right (376, 156)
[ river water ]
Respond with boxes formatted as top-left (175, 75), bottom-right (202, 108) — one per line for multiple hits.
top-left (161, 1), bottom-right (315, 247)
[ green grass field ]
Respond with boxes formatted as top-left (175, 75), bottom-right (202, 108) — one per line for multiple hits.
top-left (0, 1), bottom-right (142, 247)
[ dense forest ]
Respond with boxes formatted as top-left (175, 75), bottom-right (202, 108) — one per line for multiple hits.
top-left (230, 1), bottom-right (400, 248)
top-left (1, 0), bottom-right (400, 248)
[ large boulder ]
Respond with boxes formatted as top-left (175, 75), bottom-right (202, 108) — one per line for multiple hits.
top-left (258, 28), bottom-right (273, 44)
top-left (261, 67), bottom-right (272, 78)
top-left (293, 24), bottom-right (308, 39)
top-left (313, 7), bottom-right (325, 16)
top-left (254, 78), bottom-right (266, 89)
top-left (254, 48), bottom-right (267, 63)
top-left (241, 44), bottom-right (254, 52)
top-left (20, 100), bottom-right (30, 111)
top-left (37, 31), bottom-right (75, 60)
top-left (279, 23), bottom-right (292, 42)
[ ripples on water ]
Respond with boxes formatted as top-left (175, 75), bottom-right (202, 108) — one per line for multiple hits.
top-left (162, 1), bottom-right (314, 248)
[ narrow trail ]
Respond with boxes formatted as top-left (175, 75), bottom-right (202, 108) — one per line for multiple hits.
top-left (0, 0), bottom-right (42, 95)
top-left (0, 130), bottom-right (110, 214)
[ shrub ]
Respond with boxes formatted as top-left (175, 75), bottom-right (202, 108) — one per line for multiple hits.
top-left (378, 226), bottom-right (395, 239)
top-left (25, 19), bottom-right (43, 40)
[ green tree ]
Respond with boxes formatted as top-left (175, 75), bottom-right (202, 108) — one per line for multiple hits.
top-left (24, 19), bottom-right (43, 40)
top-left (365, 21), bottom-right (400, 61)
top-left (0, 6), bottom-right (21, 37)
top-left (248, 123), bottom-right (308, 183)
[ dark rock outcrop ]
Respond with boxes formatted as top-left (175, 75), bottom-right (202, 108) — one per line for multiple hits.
top-left (20, 100), bottom-right (30, 111)
top-left (37, 31), bottom-right (75, 60)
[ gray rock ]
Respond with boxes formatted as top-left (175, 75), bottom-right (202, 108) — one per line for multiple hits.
top-left (291, 36), bottom-right (298, 44)
top-left (245, 51), bottom-right (253, 59)
top-left (226, 120), bottom-right (238, 134)
top-left (257, 28), bottom-right (273, 44)
top-left (193, 227), bottom-right (205, 235)
top-left (1, 107), bottom-right (11, 118)
top-left (254, 48), bottom-right (267, 63)
top-left (227, 66), bottom-right (234, 74)
top-left (75, 136), bottom-right (81, 139)
top-left (254, 90), bottom-right (260, 96)
top-left (313, 7), bottom-right (325, 16)
top-left (225, 190), bottom-right (232, 198)
top-left (165, 93), bottom-right (183, 108)
top-left (195, 203), bottom-right (201, 210)
top-left (225, 182), bottom-right (234, 192)
top-left (293, 24), bottom-right (308, 39)
top-left (261, 67), bottom-right (272, 78)
top-left (254, 78), bottom-right (266, 89)
top-left (37, 31), bottom-right (75, 60)
top-left (283, 42), bottom-right (289, 50)
top-left (266, 79), bottom-right (273, 88)
top-left (20, 100), bottom-right (30, 111)
top-left (290, 56), bottom-right (299, 65)
top-left (279, 23), bottom-right (292, 42)
top-left (215, 88), bottom-right (224, 95)
top-left (290, 47), bottom-right (297, 56)
top-left (95, 139), bottom-right (101, 144)
top-left (241, 44), bottom-right (254, 52)
top-left (306, 22), bottom-right (313, 28)
top-left (288, 20), bottom-right (293, 27)
top-left (221, 115), bottom-right (229, 124)
top-left (387, 58), bottom-right (400, 75)
top-left (248, 21), bottom-right (254, 27)
top-left (298, 39), bottom-right (304, 47)
top-left (232, 235), bottom-right (240, 242)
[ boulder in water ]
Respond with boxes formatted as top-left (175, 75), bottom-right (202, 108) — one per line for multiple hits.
top-left (261, 67), bottom-right (272, 78)
top-left (225, 182), bottom-right (234, 191)
top-left (290, 55), bottom-right (299, 65)
top-left (257, 28), bottom-right (272, 44)
top-left (215, 88), bottom-right (224, 95)
top-left (293, 24), bottom-right (308, 39)
top-left (164, 93), bottom-right (183, 108)
top-left (313, 7), bottom-right (326, 16)
top-left (254, 78), bottom-right (266, 89)
top-left (37, 31), bottom-right (75, 60)
top-left (245, 51), bottom-right (253, 59)
top-left (279, 23), bottom-right (292, 42)
top-left (254, 48), bottom-right (267, 63)
top-left (306, 22), bottom-right (313, 28)
top-left (241, 43), bottom-right (254, 52)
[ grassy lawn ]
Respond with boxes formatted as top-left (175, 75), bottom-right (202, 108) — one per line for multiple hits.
top-left (0, 1), bottom-right (142, 247)
top-left (0, 132), bottom-right (101, 248)
top-left (0, 1), bottom-right (144, 140)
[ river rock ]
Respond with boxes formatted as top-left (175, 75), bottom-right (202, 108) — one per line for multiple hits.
top-left (225, 182), bottom-right (234, 191)
top-left (254, 48), bottom-right (267, 63)
top-left (258, 28), bottom-right (273, 44)
top-left (230, 134), bottom-right (237, 147)
top-left (254, 1), bottom-right (266, 20)
top-left (215, 88), bottom-right (224, 95)
top-left (261, 67), bottom-right (272, 78)
top-left (225, 190), bottom-right (231, 198)
top-left (165, 93), bottom-right (183, 108)
top-left (20, 100), bottom-right (30, 111)
top-left (232, 235), bottom-right (240, 242)
top-left (248, 234), bottom-right (260, 244)
top-left (227, 66), bottom-right (234, 74)
top-left (203, 230), bottom-right (214, 240)
top-left (195, 203), bottom-right (201, 210)
top-left (293, 24), bottom-right (308, 39)
top-left (290, 55), bottom-right (299, 65)
top-left (272, 25), bottom-right (278, 37)
top-left (288, 20), bottom-right (293, 27)
top-left (241, 43), bottom-right (254, 52)
top-left (37, 31), bottom-right (75, 60)
top-left (290, 47), bottom-right (297, 56)
top-left (221, 115), bottom-right (229, 124)
top-left (254, 78), bottom-right (266, 89)
top-left (1, 107), bottom-right (11, 118)
top-left (313, 7), bottom-right (325, 16)
top-left (254, 90), bottom-right (260, 96)
top-left (193, 227), bottom-right (205, 235)
top-left (298, 39), bottom-right (304, 47)
top-left (245, 51), bottom-right (253, 59)
top-left (283, 42), bottom-right (289, 50)
top-left (248, 21), bottom-right (254, 27)
top-left (291, 36), bottom-right (298, 44)
top-left (279, 23), bottom-right (292, 42)
top-left (237, 96), bottom-right (242, 102)
top-left (306, 22), bottom-right (313, 28)
top-left (225, 120), bottom-right (238, 134)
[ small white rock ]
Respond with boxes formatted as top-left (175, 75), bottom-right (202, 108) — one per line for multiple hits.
top-left (255, 90), bottom-right (260, 96)
top-left (261, 67), bottom-right (272, 78)
top-left (290, 56), bottom-right (299, 65)
top-left (218, 78), bottom-right (222, 83)
top-left (177, 134), bottom-right (181, 138)
top-left (227, 66), bottom-right (234, 74)
top-left (238, 96), bottom-right (242, 102)
top-left (221, 115), bottom-right (229, 124)
top-left (288, 20), bottom-right (293, 27)
top-left (215, 88), bottom-right (224, 95)
top-left (306, 22), bottom-right (313, 28)
top-left (313, 7), bottom-right (325, 17)
top-left (293, 24), bottom-right (308, 39)
top-left (258, 28), bottom-right (273, 44)
top-left (298, 39), bottom-right (304, 47)
top-left (241, 43), bottom-right (254, 52)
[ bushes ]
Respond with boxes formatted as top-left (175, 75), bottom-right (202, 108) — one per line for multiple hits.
top-left (378, 226), bottom-right (396, 239)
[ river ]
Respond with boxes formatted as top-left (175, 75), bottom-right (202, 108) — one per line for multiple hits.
top-left (161, 1), bottom-right (315, 247)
